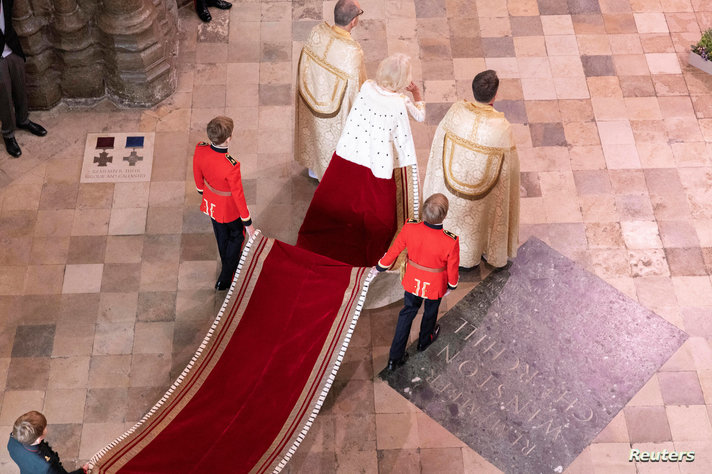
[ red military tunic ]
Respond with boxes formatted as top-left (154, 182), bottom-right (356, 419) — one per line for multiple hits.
top-left (192, 142), bottom-right (252, 225)
top-left (377, 219), bottom-right (460, 299)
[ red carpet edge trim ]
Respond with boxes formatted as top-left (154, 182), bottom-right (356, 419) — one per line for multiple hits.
top-left (272, 266), bottom-right (375, 473)
top-left (87, 230), bottom-right (267, 470)
top-left (410, 164), bottom-right (420, 220)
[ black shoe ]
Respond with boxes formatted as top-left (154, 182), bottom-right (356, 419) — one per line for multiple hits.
top-left (17, 121), bottom-right (47, 137)
top-left (207, 0), bottom-right (232, 9)
top-left (4, 137), bottom-right (21, 157)
top-left (215, 280), bottom-right (229, 291)
top-left (195, 1), bottom-right (211, 22)
top-left (386, 352), bottom-right (409, 371)
top-left (459, 264), bottom-right (479, 272)
top-left (417, 324), bottom-right (440, 352)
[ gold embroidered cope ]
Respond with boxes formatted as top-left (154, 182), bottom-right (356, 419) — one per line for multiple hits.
top-left (423, 100), bottom-right (520, 268)
top-left (295, 23), bottom-right (366, 180)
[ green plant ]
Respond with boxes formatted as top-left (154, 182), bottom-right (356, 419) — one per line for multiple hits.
top-left (692, 28), bottom-right (712, 61)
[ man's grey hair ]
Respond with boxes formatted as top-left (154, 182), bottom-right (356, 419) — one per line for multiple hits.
top-left (12, 411), bottom-right (47, 445)
top-left (334, 0), bottom-right (360, 26)
top-left (13, 421), bottom-right (40, 445)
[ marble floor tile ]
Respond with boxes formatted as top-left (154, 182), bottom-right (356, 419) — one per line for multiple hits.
top-left (658, 371), bottom-right (706, 405)
top-left (375, 412), bottom-right (421, 450)
top-left (100, 263), bottom-right (141, 293)
top-left (67, 235), bottom-right (107, 264)
top-left (589, 442), bottom-right (637, 472)
top-left (108, 207), bottom-right (147, 235)
top-left (0, 390), bottom-right (45, 425)
top-left (57, 293), bottom-right (100, 325)
top-left (671, 276), bottom-right (712, 306)
top-left (47, 356), bottom-right (90, 390)
top-left (30, 236), bottom-right (70, 265)
top-left (23, 265), bottom-right (64, 295)
top-left (628, 375), bottom-right (665, 406)
top-left (665, 247), bottom-right (707, 276)
top-left (137, 291), bottom-right (176, 322)
top-left (666, 405), bottom-right (712, 441)
top-left (98, 292), bottom-right (138, 324)
top-left (132, 322), bottom-right (174, 355)
top-left (43, 389), bottom-right (86, 424)
top-left (11, 324), bottom-right (55, 358)
top-left (93, 322), bottom-right (135, 355)
top-left (585, 221), bottom-right (625, 247)
top-left (62, 263), bottom-right (103, 294)
top-left (71, 208), bottom-right (111, 236)
top-left (77, 422), bottom-right (127, 460)
top-left (5, 357), bottom-right (49, 390)
top-left (572, 13), bottom-right (606, 34)
top-left (537, 0), bottom-right (570, 15)
top-left (645, 52), bottom-right (683, 74)
top-left (620, 75), bottom-right (657, 96)
top-left (594, 411), bottom-right (630, 443)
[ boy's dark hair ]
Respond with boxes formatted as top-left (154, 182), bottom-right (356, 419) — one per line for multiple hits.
top-left (422, 193), bottom-right (449, 225)
top-left (472, 70), bottom-right (499, 104)
top-left (207, 116), bottom-right (234, 145)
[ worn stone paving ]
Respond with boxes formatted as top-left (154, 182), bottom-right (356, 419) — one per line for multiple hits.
top-left (0, 0), bottom-right (711, 472)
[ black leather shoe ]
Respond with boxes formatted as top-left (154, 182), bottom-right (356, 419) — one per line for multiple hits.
top-left (215, 280), bottom-right (229, 291)
top-left (4, 137), bottom-right (21, 157)
top-left (18, 121), bottom-right (47, 137)
top-left (195, 0), bottom-right (211, 22)
top-left (207, 0), bottom-right (232, 9)
top-left (417, 324), bottom-right (440, 352)
top-left (386, 352), bottom-right (409, 371)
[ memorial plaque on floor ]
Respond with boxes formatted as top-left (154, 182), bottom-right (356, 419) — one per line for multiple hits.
top-left (80, 132), bottom-right (155, 183)
top-left (379, 238), bottom-right (687, 473)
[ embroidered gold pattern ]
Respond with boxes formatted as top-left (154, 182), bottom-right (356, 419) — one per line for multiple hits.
top-left (442, 131), bottom-right (506, 200)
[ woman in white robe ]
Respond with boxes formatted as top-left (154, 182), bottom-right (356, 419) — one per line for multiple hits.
top-left (297, 54), bottom-right (425, 267)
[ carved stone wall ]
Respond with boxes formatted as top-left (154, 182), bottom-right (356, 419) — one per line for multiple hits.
top-left (13, 0), bottom-right (179, 109)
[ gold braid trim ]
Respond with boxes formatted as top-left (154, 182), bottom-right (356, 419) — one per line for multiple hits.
top-left (297, 44), bottom-right (351, 116)
top-left (442, 131), bottom-right (507, 200)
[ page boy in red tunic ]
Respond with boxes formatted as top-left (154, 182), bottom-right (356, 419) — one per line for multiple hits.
top-left (193, 116), bottom-right (255, 291)
top-left (376, 193), bottom-right (460, 370)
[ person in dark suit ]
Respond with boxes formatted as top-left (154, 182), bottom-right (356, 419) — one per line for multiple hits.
top-left (0, 0), bottom-right (47, 158)
top-left (194, 0), bottom-right (232, 23)
top-left (7, 411), bottom-right (87, 474)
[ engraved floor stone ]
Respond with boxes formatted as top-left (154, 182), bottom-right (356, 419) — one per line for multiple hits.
top-left (380, 238), bottom-right (687, 473)
top-left (80, 133), bottom-right (155, 183)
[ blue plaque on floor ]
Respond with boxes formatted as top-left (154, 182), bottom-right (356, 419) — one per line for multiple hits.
top-left (379, 238), bottom-right (687, 473)
top-left (125, 136), bottom-right (144, 148)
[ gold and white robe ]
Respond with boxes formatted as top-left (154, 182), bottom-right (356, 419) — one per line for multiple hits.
top-left (422, 101), bottom-right (520, 268)
top-left (295, 23), bottom-right (366, 180)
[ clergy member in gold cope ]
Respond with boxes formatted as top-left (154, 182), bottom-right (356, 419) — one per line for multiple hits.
top-left (295, 0), bottom-right (366, 180)
top-left (422, 70), bottom-right (520, 269)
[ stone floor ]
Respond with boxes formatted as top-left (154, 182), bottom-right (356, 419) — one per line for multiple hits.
top-left (0, 0), bottom-right (711, 472)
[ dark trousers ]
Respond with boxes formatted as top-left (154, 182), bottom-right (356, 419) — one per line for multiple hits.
top-left (211, 218), bottom-right (245, 285)
top-left (0, 53), bottom-right (28, 138)
top-left (389, 291), bottom-right (442, 361)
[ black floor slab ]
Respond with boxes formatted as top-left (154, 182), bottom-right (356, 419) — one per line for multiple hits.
top-left (380, 238), bottom-right (687, 473)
